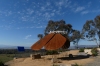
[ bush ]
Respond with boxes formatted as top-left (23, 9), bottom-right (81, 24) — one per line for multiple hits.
top-left (52, 64), bottom-right (60, 66)
top-left (91, 48), bottom-right (98, 56)
top-left (79, 48), bottom-right (84, 52)
top-left (46, 50), bottom-right (58, 55)
top-left (74, 63), bottom-right (82, 66)
top-left (69, 54), bottom-right (73, 58)
top-left (0, 61), bottom-right (4, 66)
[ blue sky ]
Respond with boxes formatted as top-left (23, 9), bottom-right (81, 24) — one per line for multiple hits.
top-left (0, 0), bottom-right (100, 47)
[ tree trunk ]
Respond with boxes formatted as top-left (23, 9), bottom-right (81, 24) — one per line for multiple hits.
top-left (99, 39), bottom-right (100, 48)
top-left (95, 40), bottom-right (99, 48)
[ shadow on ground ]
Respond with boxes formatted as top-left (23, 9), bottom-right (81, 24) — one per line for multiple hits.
top-left (58, 55), bottom-right (90, 60)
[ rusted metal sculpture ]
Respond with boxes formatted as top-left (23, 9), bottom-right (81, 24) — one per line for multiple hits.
top-left (31, 33), bottom-right (70, 50)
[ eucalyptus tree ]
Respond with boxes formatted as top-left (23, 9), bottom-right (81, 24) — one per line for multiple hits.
top-left (82, 19), bottom-right (99, 47)
top-left (37, 34), bottom-right (43, 39)
top-left (70, 30), bottom-right (82, 49)
top-left (94, 15), bottom-right (100, 47)
top-left (44, 20), bottom-right (81, 48)
top-left (44, 20), bottom-right (73, 36)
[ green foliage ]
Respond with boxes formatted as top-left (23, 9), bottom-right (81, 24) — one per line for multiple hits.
top-left (58, 49), bottom-right (68, 52)
top-left (82, 15), bottom-right (100, 47)
top-left (82, 20), bottom-right (96, 40)
top-left (91, 48), bottom-right (98, 56)
top-left (45, 20), bottom-right (81, 49)
top-left (0, 61), bottom-right (4, 66)
top-left (74, 63), bottom-right (82, 66)
top-left (0, 54), bottom-right (14, 63)
top-left (79, 48), bottom-right (84, 52)
top-left (44, 20), bottom-right (74, 37)
top-left (52, 64), bottom-right (60, 66)
top-left (46, 50), bottom-right (58, 55)
top-left (37, 34), bottom-right (43, 39)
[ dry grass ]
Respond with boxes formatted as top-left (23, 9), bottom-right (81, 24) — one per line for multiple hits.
top-left (0, 54), bottom-right (14, 63)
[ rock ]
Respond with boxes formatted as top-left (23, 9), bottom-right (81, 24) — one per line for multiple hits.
top-left (84, 49), bottom-right (92, 55)
top-left (69, 54), bottom-right (73, 58)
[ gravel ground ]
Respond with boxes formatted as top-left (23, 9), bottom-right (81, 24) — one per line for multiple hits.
top-left (85, 54), bottom-right (100, 66)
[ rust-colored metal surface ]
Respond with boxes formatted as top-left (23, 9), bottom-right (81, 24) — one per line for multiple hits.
top-left (45, 34), bottom-right (67, 50)
top-left (31, 33), bottom-right (70, 50)
top-left (31, 33), bottom-right (55, 50)
top-left (62, 39), bottom-right (70, 49)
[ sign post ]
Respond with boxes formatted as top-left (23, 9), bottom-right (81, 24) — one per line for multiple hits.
top-left (17, 46), bottom-right (25, 58)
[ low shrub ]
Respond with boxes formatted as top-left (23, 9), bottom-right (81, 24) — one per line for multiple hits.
top-left (52, 64), bottom-right (60, 66)
top-left (91, 48), bottom-right (98, 56)
top-left (0, 61), bottom-right (4, 66)
top-left (79, 48), bottom-right (84, 52)
top-left (74, 63), bottom-right (82, 66)
top-left (46, 50), bottom-right (58, 55)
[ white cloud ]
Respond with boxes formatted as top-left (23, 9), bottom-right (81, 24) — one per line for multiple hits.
top-left (65, 0), bottom-right (71, 8)
top-left (16, 25), bottom-right (46, 29)
top-left (2, 25), bottom-right (12, 30)
top-left (81, 11), bottom-right (89, 15)
top-left (21, 16), bottom-right (29, 21)
top-left (16, 27), bottom-right (24, 29)
top-left (55, 0), bottom-right (71, 10)
top-left (55, 0), bottom-right (64, 7)
top-left (7, 11), bottom-right (13, 16)
top-left (43, 12), bottom-right (50, 19)
top-left (75, 6), bottom-right (85, 12)
top-left (55, 0), bottom-right (69, 7)
top-left (81, 9), bottom-right (100, 15)
top-left (0, 10), bottom-right (13, 16)
top-left (87, 1), bottom-right (92, 7)
top-left (91, 9), bottom-right (100, 13)
top-left (25, 35), bottom-right (32, 39)
top-left (46, 2), bottom-right (51, 6)
top-left (51, 13), bottom-right (55, 16)
top-left (27, 9), bottom-right (34, 15)
top-left (36, 26), bottom-right (45, 28)
top-left (41, 6), bottom-right (46, 11)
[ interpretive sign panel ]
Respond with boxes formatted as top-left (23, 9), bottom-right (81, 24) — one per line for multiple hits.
top-left (17, 46), bottom-right (25, 52)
